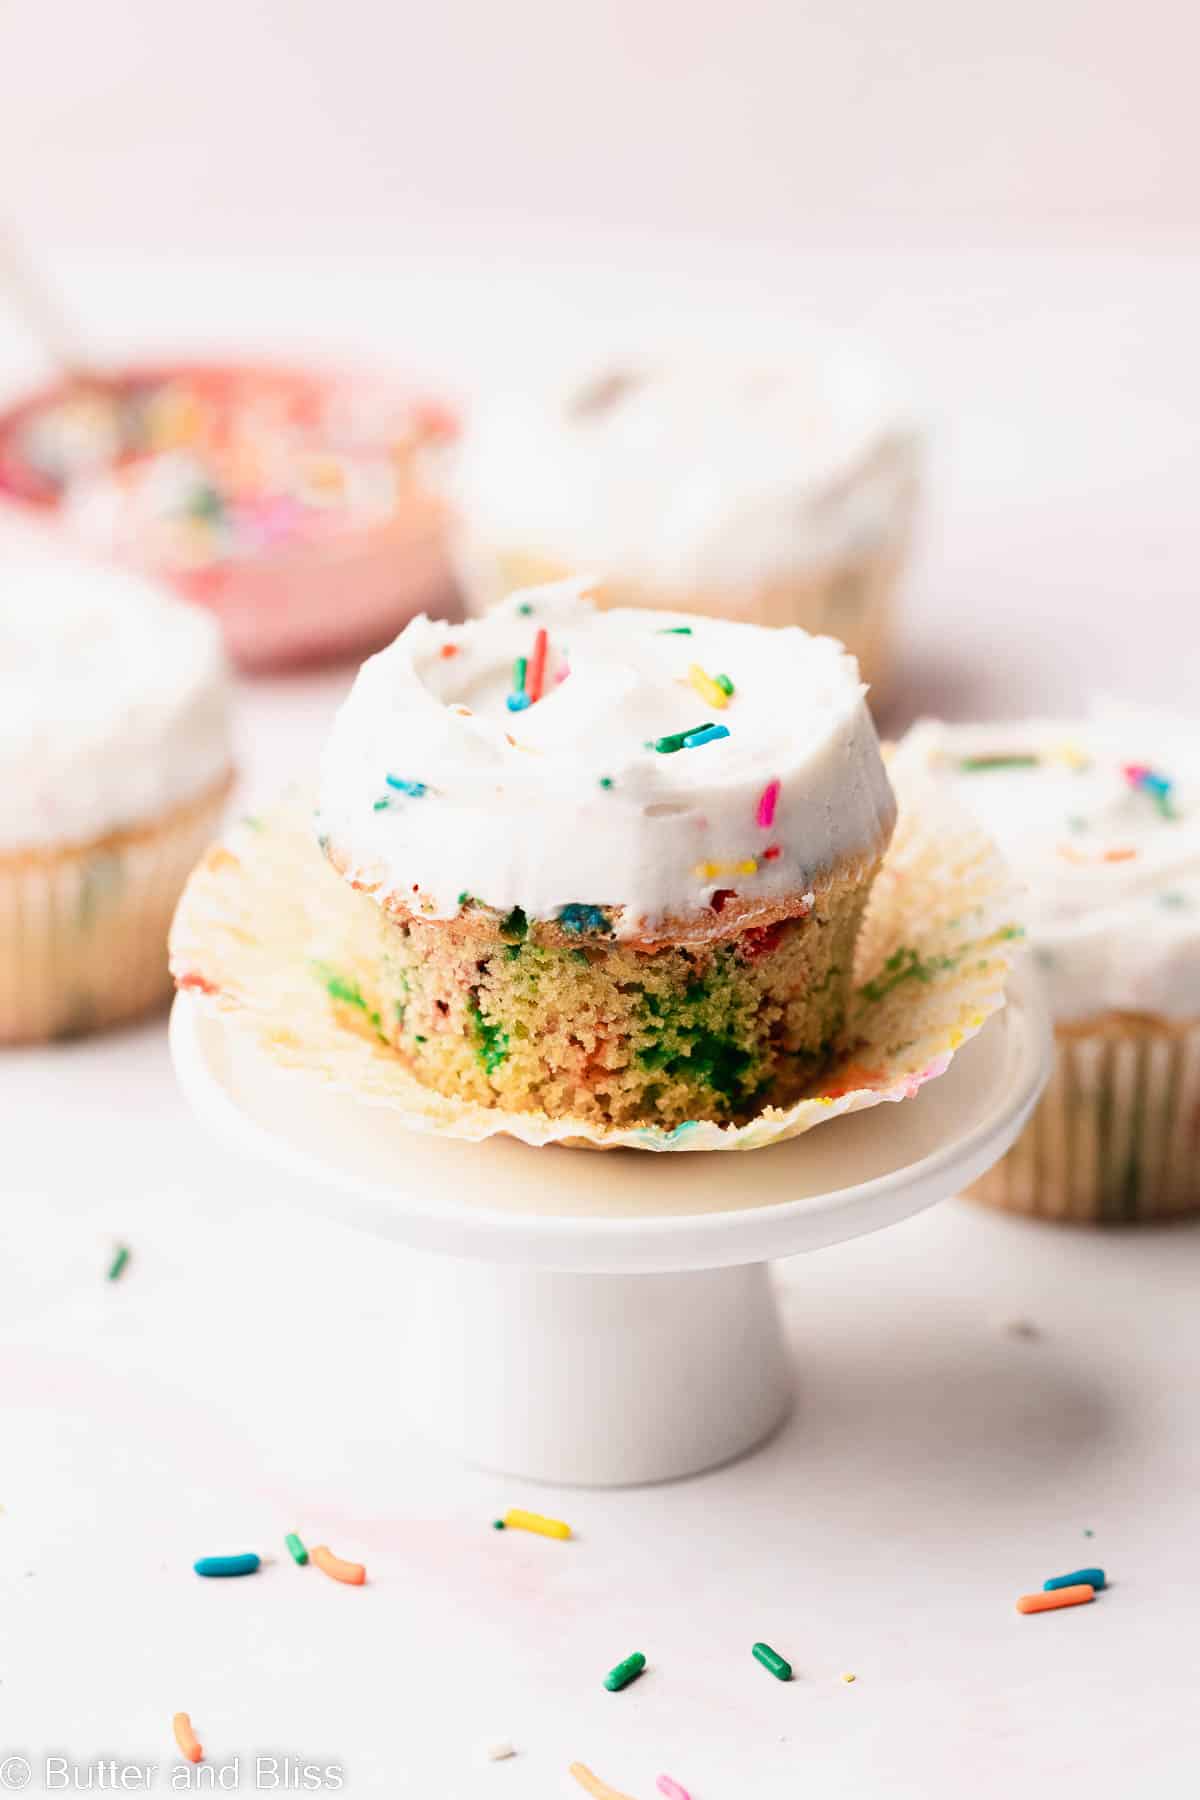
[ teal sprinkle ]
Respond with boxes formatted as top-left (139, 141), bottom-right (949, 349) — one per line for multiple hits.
top-left (682, 724), bottom-right (729, 749)
top-left (385, 776), bottom-right (428, 797)
top-left (373, 797), bottom-right (391, 811)
top-left (557, 903), bottom-right (611, 934)
top-left (507, 691), bottom-right (532, 712)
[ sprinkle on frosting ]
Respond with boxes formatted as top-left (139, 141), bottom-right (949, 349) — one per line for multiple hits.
top-left (527, 627), bottom-right (550, 704)
top-left (688, 664), bottom-right (731, 710)
top-left (316, 581), bottom-right (896, 941)
top-left (385, 776), bottom-right (427, 797)
top-left (695, 858), bottom-right (758, 880)
top-left (756, 778), bottom-right (781, 830)
top-left (1123, 763), bottom-right (1176, 820)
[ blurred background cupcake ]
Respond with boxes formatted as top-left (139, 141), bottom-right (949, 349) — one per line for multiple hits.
top-left (446, 346), bottom-right (921, 698)
top-left (909, 708), bottom-right (1199, 1223)
top-left (0, 545), bottom-right (233, 1042)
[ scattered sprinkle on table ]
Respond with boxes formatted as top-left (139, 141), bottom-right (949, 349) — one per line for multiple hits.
top-left (657, 1777), bottom-right (692, 1800)
top-left (688, 664), bottom-right (731, 710)
top-left (385, 775), bottom-right (427, 797)
top-left (494, 1507), bottom-right (572, 1539)
top-left (656, 625), bottom-right (693, 635)
top-left (752, 1641), bottom-right (793, 1681)
top-left (173, 1712), bottom-right (202, 1764)
top-left (569, 1763), bottom-right (638, 1800)
top-left (285, 1532), bottom-right (308, 1565)
top-left (310, 1544), bottom-right (366, 1585)
top-left (1045, 1566), bottom-right (1105, 1591)
top-left (1016, 1583), bottom-right (1095, 1614)
top-left (106, 1244), bottom-right (131, 1282)
top-left (603, 1651), bottom-right (646, 1692)
top-left (485, 1741), bottom-right (516, 1762)
top-left (193, 1553), bottom-right (261, 1578)
top-left (842, 1672), bottom-right (857, 1683)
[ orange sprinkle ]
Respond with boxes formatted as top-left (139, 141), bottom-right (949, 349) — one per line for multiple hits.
top-left (440, 643), bottom-right (460, 658)
top-left (527, 627), bottom-right (549, 704)
top-left (569, 1764), bottom-right (638, 1800)
top-left (1103, 848), bottom-right (1137, 863)
top-left (1016, 1583), bottom-right (1094, 1614)
top-left (173, 1712), bottom-right (203, 1764)
top-left (311, 1544), bottom-right (367, 1586)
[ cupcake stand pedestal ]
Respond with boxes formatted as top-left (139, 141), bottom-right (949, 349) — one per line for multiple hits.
top-left (170, 966), bottom-right (1050, 1488)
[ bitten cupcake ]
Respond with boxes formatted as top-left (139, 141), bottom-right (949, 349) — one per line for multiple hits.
top-left (315, 581), bottom-right (896, 1130)
top-left (447, 350), bottom-right (921, 695)
top-left (910, 708), bottom-right (1200, 1222)
top-left (1, 550), bottom-right (233, 1042)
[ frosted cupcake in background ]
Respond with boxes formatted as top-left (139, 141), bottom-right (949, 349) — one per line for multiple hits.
top-left (314, 581), bottom-right (896, 1130)
top-left (446, 349), bottom-right (921, 697)
top-left (1, 549), bottom-right (233, 1042)
top-left (910, 708), bottom-right (1200, 1222)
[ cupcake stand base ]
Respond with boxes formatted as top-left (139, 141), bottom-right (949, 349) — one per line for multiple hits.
top-left (170, 967), bottom-right (1050, 1488)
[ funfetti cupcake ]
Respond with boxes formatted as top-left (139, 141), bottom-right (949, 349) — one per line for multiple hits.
top-left (313, 581), bottom-right (897, 1131)
top-left (447, 352), bottom-right (921, 696)
top-left (911, 708), bottom-right (1200, 1223)
top-left (1, 550), bottom-right (233, 1042)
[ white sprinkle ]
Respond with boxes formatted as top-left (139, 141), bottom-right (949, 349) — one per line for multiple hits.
top-left (485, 1741), bottom-right (516, 1763)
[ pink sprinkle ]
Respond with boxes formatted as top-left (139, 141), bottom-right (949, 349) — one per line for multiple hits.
top-left (657, 1780), bottom-right (691, 1800)
top-left (556, 660), bottom-right (571, 684)
top-left (756, 779), bottom-right (780, 830)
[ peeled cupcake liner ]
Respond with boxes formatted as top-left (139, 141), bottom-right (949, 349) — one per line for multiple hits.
top-left (968, 1010), bottom-right (1200, 1223)
top-left (169, 738), bottom-right (1023, 1153)
top-left (1, 771), bottom-right (233, 1045)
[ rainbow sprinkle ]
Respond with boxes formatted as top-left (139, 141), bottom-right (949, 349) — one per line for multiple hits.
top-left (756, 778), bottom-right (780, 829)
top-left (688, 664), bottom-right (731, 710)
top-left (695, 858), bottom-right (758, 880)
top-left (507, 655), bottom-right (530, 712)
top-left (1123, 763), bottom-right (1176, 819)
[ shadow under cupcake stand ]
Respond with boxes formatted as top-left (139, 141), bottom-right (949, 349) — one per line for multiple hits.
top-left (170, 965), bottom-right (1050, 1488)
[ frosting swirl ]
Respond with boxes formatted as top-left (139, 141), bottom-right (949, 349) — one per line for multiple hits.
top-left (317, 581), bottom-right (896, 939)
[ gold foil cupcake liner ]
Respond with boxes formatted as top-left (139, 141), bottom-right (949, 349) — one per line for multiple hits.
top-left (968, 1012), bottom-right (1200, 1222)
top-left (170, 739), bottom-right (1022, 1153)
top-left (1, 774), bottom-right (232, 1045)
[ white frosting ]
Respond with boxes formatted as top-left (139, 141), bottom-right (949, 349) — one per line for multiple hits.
top-left (448, 350), bottom-right (920, 590)
top-left (0, 550), bottom-right (233, 851)
top-left (317, 580), bottom-right (896, 939)
top-left (907, 708), bottom-right (1200, 1021)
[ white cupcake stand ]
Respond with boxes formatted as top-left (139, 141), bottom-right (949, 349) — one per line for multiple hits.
top-left (170, 967), bottom-right (1050, 1488)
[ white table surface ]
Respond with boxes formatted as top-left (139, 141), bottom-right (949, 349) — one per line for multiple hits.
top-left (3, 248), bottom-right (1200, 1795)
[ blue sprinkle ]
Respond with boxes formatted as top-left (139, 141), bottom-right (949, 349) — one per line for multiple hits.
top-left (1044, 1566), bottom-right (1105, 1592)
top-left (557, 903), bottom-right (611, 934)
top-left (194, 1553), bottom-right (261, 1578)
top-left (682, 724), bottom-right (730, 749)
top-left (385, 775), bottom-right (428, 797)
top-left (507, 692), bottom-right (532, 712)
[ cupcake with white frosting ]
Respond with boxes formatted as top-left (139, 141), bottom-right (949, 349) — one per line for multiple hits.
top-left (911, 707), bottom-right (1200, 1222)
top-left (447, 351), bottom-right (921, 694)
top-left (1, 550), bottom-right (233, 1041)
top-left (315, 580), bottom-right (896, 1130)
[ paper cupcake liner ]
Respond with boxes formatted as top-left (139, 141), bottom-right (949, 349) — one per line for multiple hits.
top-left (1, 773), bottom-right (232, 1044)
top-left (169, 738), bottom-right (1022, 1153)
top-left (968, 1013), bottom-right (1200, 1223)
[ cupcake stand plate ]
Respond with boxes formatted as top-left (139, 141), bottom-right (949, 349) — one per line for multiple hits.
top-left (170, 965), bottom-right (1050, 1488)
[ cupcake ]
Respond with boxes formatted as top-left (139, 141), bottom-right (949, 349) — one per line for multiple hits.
top-left (446, 350), bottom-right (921, 695)
top-left (909, 708), bottom-right (1200, 1222)
top-left (314, 581), bottom-right (896, 1131)
top-left (1, 549), bottom-right (233, 1042)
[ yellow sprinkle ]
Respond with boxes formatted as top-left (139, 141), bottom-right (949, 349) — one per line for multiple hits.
top-left (842, 1672), bottom-right (857, 1683)
top-left (694, 859), bottom-right (758, 880)
top-left (502, 1507), bottom-right (572, 1540)
top-left (688, 664), bottom-right (730, 709)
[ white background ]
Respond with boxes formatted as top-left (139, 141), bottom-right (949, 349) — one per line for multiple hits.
top-left (2, 4), bottom-right (1200, 1794)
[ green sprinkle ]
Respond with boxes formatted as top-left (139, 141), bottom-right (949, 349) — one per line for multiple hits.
top-left (457, 891), bottom-right (473, 907)
top-left (517, 602), bottom-right (534, 616)
top-left (513, 655), bottom-right (528, 694)
top-left (414, 1035), bottom-right (427, 1043)
top-left (656, 625), bottom-right (693, 634)
top-left (285, 1532), bottom-right (308, 1565)
top-left (500, 906), bottom-right (528, 942)
top-left (373, 797), bottom-right (391, 811)
top-left (470, 1000), bottom-right (509, 1073)
top-left (752, 1641), bottom-right (793, 1682)
top-left (714, 672), bottom-right (734, 696)
top-left (859, 945), bottom-right (955, 1004)
top-left (604, 1651), bottom-right (646, 1692)
top-left (492, 1519), bottom-right (506, 1530)
top-left (106, 1244), bottom-right (131, 1283)
top-left (599, 776), bottom-right (614, 790)
top-left (313, 964), bottom-right (371, 1012)
top-left (654, 722), bottom-right (713, 754)
top-left (958, 754), bottom-right (1040, 772)
top-left (240, 814), bottom-right (264, 832)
